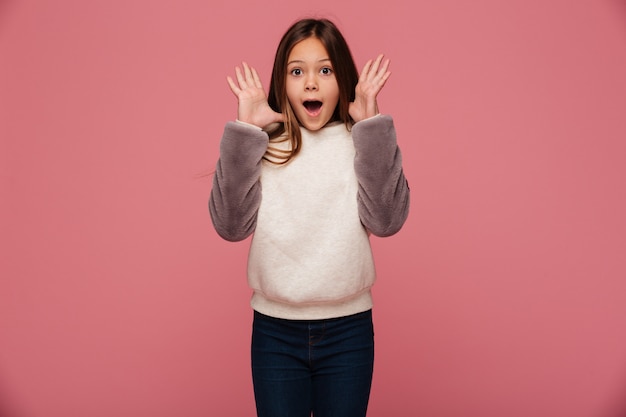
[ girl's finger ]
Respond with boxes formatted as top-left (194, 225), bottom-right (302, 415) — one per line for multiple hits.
top-left (243, 62), bottom-right (254, 84)
top-left (226, 76), bottom-right (241, 96)
top-left (377, 71), bottom-right (391, 90)
top-left (377, 59), bottom-right (390, 79)
top-left (360, 59), bottom-right (372, 83)
top-left (235, 66), bottom-right (248, 89)
top-left (368, 54), bottom-right (384, 80)
top-left (372, 62), bottom-right (390, 87)
top-left (251, 67), bottom-right (263, 89)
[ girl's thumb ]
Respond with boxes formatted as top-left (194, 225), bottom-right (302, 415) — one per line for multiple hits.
top-left (274, 111), bottom-right (285, 123)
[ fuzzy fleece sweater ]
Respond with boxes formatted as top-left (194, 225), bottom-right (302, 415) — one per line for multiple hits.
top-left (209, 114), bottom-right (410, 320)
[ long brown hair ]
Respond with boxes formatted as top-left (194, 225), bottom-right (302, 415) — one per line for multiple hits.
top-left (265, 18), bottom-right (359, 164)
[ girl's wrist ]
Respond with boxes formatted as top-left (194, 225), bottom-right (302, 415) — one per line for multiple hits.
top-left (354, 113), bottom-right (382, 124)
top-left (235, 119), bottom-right (263, 130)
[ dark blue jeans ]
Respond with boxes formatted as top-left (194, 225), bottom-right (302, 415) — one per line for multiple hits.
top-left (251, 310), bottom-right (375, 417)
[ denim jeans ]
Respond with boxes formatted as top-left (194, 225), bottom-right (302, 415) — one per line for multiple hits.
top-left (251, 309), bottom-right (374, 417)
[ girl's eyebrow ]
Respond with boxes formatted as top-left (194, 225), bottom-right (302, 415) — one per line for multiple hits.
top-left (287, 58), bottom-right (331, 65)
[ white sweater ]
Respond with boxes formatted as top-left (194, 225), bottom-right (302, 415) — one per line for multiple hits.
top-left (210, 115), bottom-right (409, 319)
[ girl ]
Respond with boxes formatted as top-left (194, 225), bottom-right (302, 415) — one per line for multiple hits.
top-left (209, 18), bottom-right (410, 417)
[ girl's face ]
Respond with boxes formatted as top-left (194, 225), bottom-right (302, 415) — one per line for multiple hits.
top-left (285, 37), bottom-right (340, 131)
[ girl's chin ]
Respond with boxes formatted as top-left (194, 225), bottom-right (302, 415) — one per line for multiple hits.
top-left (300, 121), bottom-right (325, 131)
top-left (297, 115), bottom-right (331, 131)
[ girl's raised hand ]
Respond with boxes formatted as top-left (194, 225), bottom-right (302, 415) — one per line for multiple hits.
top-left (227, 62), bottom-right (284, 129)
top-left (349, 54), bottom-right (391, 123)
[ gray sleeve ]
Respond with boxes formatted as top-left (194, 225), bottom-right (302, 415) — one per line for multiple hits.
top-left (209, 121), bottom-right (269, 241)
top-left (352, 114), bottom-right (410, 237)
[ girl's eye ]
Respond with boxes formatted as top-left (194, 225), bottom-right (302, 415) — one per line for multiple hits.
top-left (320, 67), bottom-right (333, 75)
top-left (290, 68), bottom-right (302, 76)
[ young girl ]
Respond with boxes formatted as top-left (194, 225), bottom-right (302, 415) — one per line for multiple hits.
top-left (209, 18), bottom-right (410, 417)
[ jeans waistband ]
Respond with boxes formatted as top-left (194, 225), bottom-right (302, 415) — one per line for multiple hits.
top-left (253, 308), bottom-right (372, 324)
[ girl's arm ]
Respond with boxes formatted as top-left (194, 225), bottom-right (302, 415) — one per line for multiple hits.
top-left (353, 114), bottom-right (410, 237)
top-left (349, 55), bottom-right (409, 236)
top-left (209, 122), bottom-right (268, 241)
top-left (209, 62), bottom-right (282, 241)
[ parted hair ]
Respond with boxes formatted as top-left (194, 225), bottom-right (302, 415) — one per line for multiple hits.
top-left (265, 18), bottom-right (359, 164)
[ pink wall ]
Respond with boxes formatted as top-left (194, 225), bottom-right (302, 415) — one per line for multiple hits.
top-left (2, 0), bottom-right (626, 416)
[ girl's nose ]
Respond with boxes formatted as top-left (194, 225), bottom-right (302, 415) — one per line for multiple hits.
top-left (305, 76), bottom-right (318, 91)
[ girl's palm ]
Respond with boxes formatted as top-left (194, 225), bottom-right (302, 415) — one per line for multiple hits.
top-left (349, 54), bottom-right (391, 123)
top-left (227, 62), bottom-right (283, 128)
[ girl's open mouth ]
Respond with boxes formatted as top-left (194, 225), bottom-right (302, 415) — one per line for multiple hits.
top-left (303, 100), bottom-right (323, 116)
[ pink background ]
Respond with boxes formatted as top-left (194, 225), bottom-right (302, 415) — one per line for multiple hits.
top-left (2, 0), bottom-right (626, 416)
